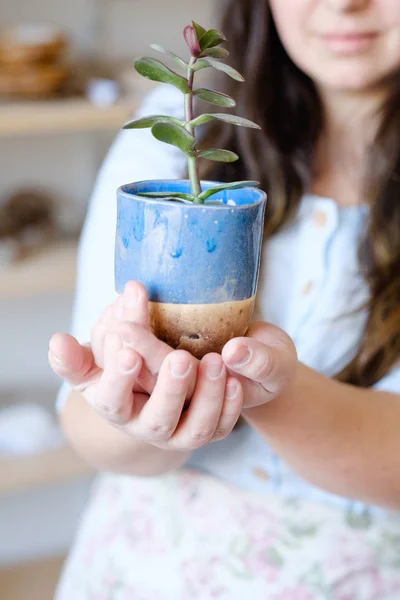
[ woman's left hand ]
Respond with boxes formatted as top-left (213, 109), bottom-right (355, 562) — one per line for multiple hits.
top-left (221, 322), bottom-right (298, 409)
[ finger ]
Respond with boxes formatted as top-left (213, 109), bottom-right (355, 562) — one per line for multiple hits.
top-left (129, 350), bottom-right (196, 444)
top-left (91, 304), bottom-right (113, 368)
top-left (113, 320), bottom-right (173, 379)
top-left (49, 333), bottom-right (99, 388)
top-left (90, 306), bottom-right (150, 396)
top-left (119, 281), bottom-right (150, 327)
top-left (117, 282), bottom-right (166, 394)
top-left (93, 332), bottom-right (144, 424)
top-left (171, 353), bottom-right (226, 450)
top-left (222, 322), bottom-right (297, 403)
top-left (91, 280), bottom-right (150, 369)
top-left (93, 319), bottom-right (172, 397)
top-left (211, 377), bottom-right (243, 442)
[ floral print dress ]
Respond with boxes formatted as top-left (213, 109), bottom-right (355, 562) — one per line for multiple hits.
top-left (56, 470), bottom-right (400, 600)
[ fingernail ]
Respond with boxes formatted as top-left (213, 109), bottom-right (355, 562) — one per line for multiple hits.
top-left (226, 383), bottom-right (237, 399)
top-left (170, 359), bottom-right (192, 379)
top-left (114, 296), bottom-right (124, 319)
top-left (227, 344), bottom-right (252, 368)
top-left (206, 362), bottom-right (223, 380)
top-left (124, 285), bottom-right (140, 308)
top-left (49, 349), bottom-right (62, 366)
top-left (117, 351), bottom-right (138, 374)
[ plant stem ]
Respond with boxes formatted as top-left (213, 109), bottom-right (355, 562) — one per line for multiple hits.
top-left (185, 57), bottom-right (202, 199)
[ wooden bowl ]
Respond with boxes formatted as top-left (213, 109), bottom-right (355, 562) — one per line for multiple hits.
top-left (0, 62), bottom-right (69, 98)
top-left (0, 24), bottom-right (67, 66)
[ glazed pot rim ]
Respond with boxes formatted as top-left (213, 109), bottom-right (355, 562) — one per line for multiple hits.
top-left (117, 179), bottom-right (267, 210)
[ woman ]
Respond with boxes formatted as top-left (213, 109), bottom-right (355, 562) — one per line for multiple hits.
top-left (50, 1), bottom-right (400, 597)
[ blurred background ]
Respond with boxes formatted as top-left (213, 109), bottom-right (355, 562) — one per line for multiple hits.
top-left (0, 0), bottom-right (214, 598)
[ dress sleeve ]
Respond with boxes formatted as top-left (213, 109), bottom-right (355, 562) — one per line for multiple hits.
top-left (56, 85), bottom-right (185, 411)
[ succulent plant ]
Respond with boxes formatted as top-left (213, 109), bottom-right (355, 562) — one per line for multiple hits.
top-left (123, 21), bottom-right (261, 204)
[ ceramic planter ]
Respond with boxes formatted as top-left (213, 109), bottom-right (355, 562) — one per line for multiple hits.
top-left (115, 180), bottom-right (267, 358)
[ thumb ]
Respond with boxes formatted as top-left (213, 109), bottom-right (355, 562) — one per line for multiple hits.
top-left (222, 322), bottom-right (297, 405)
top-left (49, 333), bottom-right (100, 388)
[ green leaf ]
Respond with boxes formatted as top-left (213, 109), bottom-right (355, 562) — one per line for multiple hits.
top-left (199, 29), bottom-right (227, 51)
top-left (136, 191), bottom-right (195, 202)
top-left (197, 149), bottom-right (239, 162)
top-left (193, 88), bottom-right (236, 108)
top-left (190, 113), bottom-right (260, 129)
top-left (150, 45), bottom-right (188, 70)
top-left (123, 115), bottom-right (183, 129)
top-left (200, 58), bottom-right (244, 82)
top-left (151, 122), bottom-right (196, 155)
top-left (192, 21), bottom-right (206, 41)
top-left (190, 59), bottom-right (210, 72)
top-left (200, 47), bottom-right (229, 59)
top-left (198, 181), bottom-right (259, 202)
top-left (134, 57), bottom-right (189, 93)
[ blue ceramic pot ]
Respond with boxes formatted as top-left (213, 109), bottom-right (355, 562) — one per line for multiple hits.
top-left (115, 180), bottom-right (267, 357)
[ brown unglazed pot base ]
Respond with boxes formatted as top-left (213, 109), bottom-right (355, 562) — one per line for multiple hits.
top-left (149, 296), bottom-right (255, 359)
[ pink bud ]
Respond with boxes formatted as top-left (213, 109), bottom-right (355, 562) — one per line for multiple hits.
top-left (184, 25), bottom-right (200, 56)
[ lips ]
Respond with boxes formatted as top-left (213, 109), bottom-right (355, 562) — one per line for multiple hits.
top-left (320, 31), bottom-right (378, 54)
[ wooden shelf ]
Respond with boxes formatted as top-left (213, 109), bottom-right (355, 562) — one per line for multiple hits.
top-left (0, 444), bottom-right (92, 495)
top-left (0, 555), bottom-right (65, 600)
top-left (0, 95), bottom-right (140, 137)
top-left (0, 240), bottom-right (78, 300)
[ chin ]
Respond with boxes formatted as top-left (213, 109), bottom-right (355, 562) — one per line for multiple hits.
top-left (316, 69), bottom-right (386, 93)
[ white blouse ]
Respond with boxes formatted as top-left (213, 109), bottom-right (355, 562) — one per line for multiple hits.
top-left (58, 85), bottom-right (400, 518)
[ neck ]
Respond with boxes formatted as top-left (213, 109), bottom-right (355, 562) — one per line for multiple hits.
top-left (313, 86), bottom-right (386, 206)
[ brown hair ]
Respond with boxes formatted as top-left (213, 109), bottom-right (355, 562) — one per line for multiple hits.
top-left (198, 0), bottom-right (400, 387)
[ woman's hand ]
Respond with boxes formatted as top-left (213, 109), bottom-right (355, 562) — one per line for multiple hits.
top-left (222, 321), bottom-right (298, 409)
top-left (49, 282), bottom-right (243, 451)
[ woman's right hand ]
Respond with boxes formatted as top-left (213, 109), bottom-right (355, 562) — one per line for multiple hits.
top-left (48, 282), bottom-right (243, 451)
